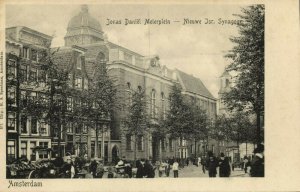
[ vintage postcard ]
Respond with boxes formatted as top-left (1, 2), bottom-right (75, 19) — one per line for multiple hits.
top-left (0, 0), bottom-right (299, 191)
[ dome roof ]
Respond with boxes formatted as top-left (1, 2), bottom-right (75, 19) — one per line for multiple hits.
top-left (67, 5), bottom-right (102, 32)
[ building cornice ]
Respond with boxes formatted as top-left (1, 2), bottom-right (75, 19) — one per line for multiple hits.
top-left (108, 61), bottom-right (175, 86)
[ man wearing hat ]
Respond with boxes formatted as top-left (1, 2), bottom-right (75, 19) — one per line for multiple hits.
top-left (250, 143), bottom-right (264, 177)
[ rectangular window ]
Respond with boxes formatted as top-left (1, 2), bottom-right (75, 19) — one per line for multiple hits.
top-left (66, 122), bottom-right (73, 133)
top-left (77, 57), bottom-right (82, 69)
top-left (7, 59), bottom-right (17, 79)
top-left (20, 90), bottom-right (27, 107)
top-left (137, 135), bottom-right (144, 151)
top-left (40, 121), bottom-right (47, 135)
top-left (29, 68), bottom-right (37, 82)
top-left (29, 91), bottom-right (37, 101)
top-left (68, 74), bottom-right (73, 87)
top-left (21, 115), bottom-right (27, 134)
top-left (82, 124), bottom-right (88, 133)
top-left (75, 124), bottom-right (81, 134)
top-left (75, 77), bottom-right (82, 89)
top-left (31, 49), bottom-right (38, 61)
top-left (7, 140), bottom-right (16, 160)
top-left (74, 98), bottom-right (81, 108)
top-left (30, 142), bottom-right (36, 161)
top-left (83, 78), bottom-right (88, 90)
top-left (7, 86), bottom-right (16, 105)
top-left (20, 65), bottom-right (27, 83)
top-left (7, 112), bottom-right (16, 131)
top-left (67, 97), bottom-right (73, 111)
top-left (91, 128), bottom-right (95, 137)
top-left (39, 93), bottom-right (47, 106)
top-left (161, 138), bottom-right (165, 151)
top-left (39, 142), bottom-right (48, 159)
top-left (31, 117), bottom-right (38, 134)
top-left (22, 47), bottom-right (30, 59)
top-left (21, 141), bottom-right (27, 157)
top-left (38, 69), bottom-right (46, 84)
top-left (169, 138), bottom-right (173, 151)
top-left (126, 134), bottom-right (132, 150)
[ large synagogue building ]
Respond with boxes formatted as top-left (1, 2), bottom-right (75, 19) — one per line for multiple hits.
top-left (6, 5), bottom-right (217, 163)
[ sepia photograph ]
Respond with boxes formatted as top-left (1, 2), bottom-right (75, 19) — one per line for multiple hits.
top-left (4, 3), bottom-right (265, 180)
top-left (0, 0), bottom-right (299, 191)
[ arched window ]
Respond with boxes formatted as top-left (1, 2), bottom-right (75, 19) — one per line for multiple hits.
top-left (137, 86), bottom-right (142, 93)
top-left (76, 56), bottom-right (82, 69)
top-left (96, 52), bottom-right (106, 74)
top-left (127, 82), bottom-right (132, 106)
top-left (161, 92), bottom-right (166, 120)
top-left (225, 79), bottom-right (230, 87)
top-left (151, 89), bottom-right (156, 118)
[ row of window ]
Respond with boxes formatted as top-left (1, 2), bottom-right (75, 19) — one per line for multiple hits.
top-left (125, 134), bottom-right (174, 152)
top-left (7, 140), bottom-right (49, 161)
top-left (8, 111), bottom-right (109, 136)
top-left (69, 74), bottom-right (88, 90)
top-left (7, 59), bottom-right (88, 90)
top-left (126, 82), bottom-right (167, 119)
top-left (22, 47), bottom-right (45, 62)
top-left (7, 112), bottom-right (48, 135)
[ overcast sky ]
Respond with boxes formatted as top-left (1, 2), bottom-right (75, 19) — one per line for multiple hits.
top-left (6, 4), bottom-right (244, 98)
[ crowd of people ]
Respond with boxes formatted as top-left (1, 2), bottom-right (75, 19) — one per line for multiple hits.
top-left (50, 143), bottom-right (264, 178)
top-left (196, 143), bottom-right (264, 177)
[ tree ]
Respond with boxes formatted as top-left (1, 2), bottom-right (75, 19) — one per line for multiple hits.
top-left (124, 88), bottom-right (150, 162)
top-left (186, 102), bottom-right (209, 156)
top-left (210, 114), bottom-right (233, 153)
top-left (165, 84), bottom-right (202, 158)
top-left (223, 5), bottom-right (264, 144)
top-left (165, 84), bottom-right (185, 153)
top-left (41, 48), bottom-right (70, 157)
top-left (88, 63), bottom-right (118, 159)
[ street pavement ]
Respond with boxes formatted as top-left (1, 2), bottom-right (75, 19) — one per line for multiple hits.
top-left (154, 165), bottom-right (249, 178)
top-left (101, 164), bottom-right (249, 178)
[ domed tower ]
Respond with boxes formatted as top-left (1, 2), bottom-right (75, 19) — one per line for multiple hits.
top-left (64, 5), bottom-right (104, 46)
top-left (218, 69), bottom-right (232, 115)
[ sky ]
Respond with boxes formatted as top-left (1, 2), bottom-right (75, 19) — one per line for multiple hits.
top-left (6, 4), bottom-right (244, 98)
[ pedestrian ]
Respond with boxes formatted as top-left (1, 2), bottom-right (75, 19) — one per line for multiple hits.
top-left (250, 144), bottom-right (264, 177)
top-left (62, 156), bottom-right (75, 178)
top-left (206, 151), bottom-right (218, 177)
top-left (219, 153), bottom-right (231, 177)
top-left (125, 162), bottom-right (132, 178)
top-left (107, 166), bottom-right (115, 178)
top-left (201, 155), bottom-right (206, 174)
top-left (52, 153), bottom-right (64, 168)
top-left (144, 160), bottom-right (155, 178)
top-left (197, 156), bottom-right (201, 167)
top-left (158, 161), bottom-right (164, 177)
top-left (186, 158), bottom-right (189, 166)
top-left (165, 160), bottom-right (170, 177)
top-left (96, 161), bottom-right (105, 178)
top-left (243, 156), bottom-right (249, 173)
top-left (172, 159), bottom-right (179, 178)
top-left (89, 159), bottom-right (98, 178)
top-left (136, 160), bottom-right (144, 178)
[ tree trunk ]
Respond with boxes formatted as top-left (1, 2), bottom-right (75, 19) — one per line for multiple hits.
top-left (134, 134), bottom-right (137, 162)
top-left (101, 125), bottom-right (105, 164)
top-left (95, 125), bottom-right (98, 158)
top-left (58, 113), bottom-right (61, 157)
top-left (256, 111), bottom-right (261, 145)
top-left (194, 139), bottom-right (197, 157)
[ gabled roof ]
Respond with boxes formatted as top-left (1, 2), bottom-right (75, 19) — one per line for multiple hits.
top-left (176, 70), bottom-right (215, 100)
top-left (51, 47), bottom-right (74, 71)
